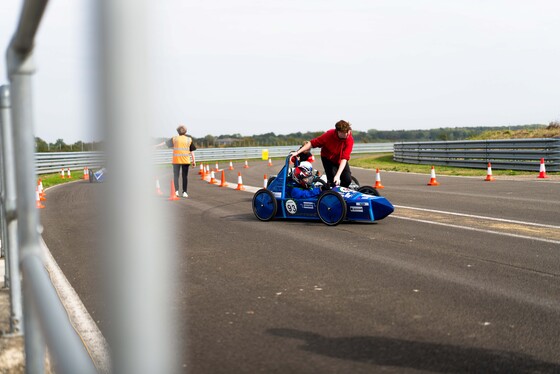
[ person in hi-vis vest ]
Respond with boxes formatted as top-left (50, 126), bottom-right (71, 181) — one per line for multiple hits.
top-left (156, 125), bottom-right (197, 197)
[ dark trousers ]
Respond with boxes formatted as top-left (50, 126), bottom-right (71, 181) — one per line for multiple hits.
top-left (321, 157), bottom-right (352, 187)
top-left (173, 164), bottom-right (190, 193)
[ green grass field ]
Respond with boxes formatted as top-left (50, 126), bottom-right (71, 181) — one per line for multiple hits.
top-left (351, 153), bottom-right (557, 177)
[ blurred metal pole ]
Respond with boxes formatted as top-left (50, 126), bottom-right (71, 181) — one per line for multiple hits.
top-left (0, 85), bottom-right (23, 335)
top-left (7, 0), bottom-right (50, 369)
top-left (7, 1), bottom-right (98, 372)
top-left (97, 0), bottom-right (177, 373)
top-left (7, 35), bottom-right (47, 373)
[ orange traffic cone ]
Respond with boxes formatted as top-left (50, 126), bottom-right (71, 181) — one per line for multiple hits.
top-left (215, 162), bottom-right (219, 172)
top-left (156, 178), bottom-right (163, 195)
top-left (374, 168), bottom-right (385, 189)
top-left (228, 161), bottom-right (234, 170)
top-left (198, 164), bottom-right (203, 175)
top-left (537, 158), bottom-right (548, 179)
top-left (235, 172), bottom-right (245, 190)
top-left (268, 158), bottom-right (273, 167)
top-left (200, 164), bottom-right (206, 180)
top-left (168, 180), bottom-right (180, 201)
top-left (67, 168), bottom-right (72, 179)
top-left (243, 160), bottom-right (249, 168)
top-left (427, 166), bottom-right (440, 186)
top-left (209, 170), bottom-right (217, 184)
top-left (83, 167), bottom-right (88, 180)
top-left (36, 187), bottom-right (45, 209)
top-left (38, 179), bottom-right (46, 201)
top-left (219, 170), bottom-right (228, 187)
top-left (263, 174), bottom-right (268, 188)
top-left (484, 163), bottom-right (496, 181)
top-left (60, 168), bottom-right (65, 179)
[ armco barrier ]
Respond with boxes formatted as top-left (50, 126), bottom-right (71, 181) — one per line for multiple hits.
top-left (153, 143), bottom-right (394, 165)
top-left (36, 143), bottom-right (394, 174)
top-left (35, 151), bottom-right (105, 174)
top-left (36, 140), bottom-right (560, 174)
top-left (394, 138), bottom-right (560, 172)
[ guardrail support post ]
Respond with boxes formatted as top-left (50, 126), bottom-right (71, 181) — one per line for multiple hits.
top-left (0, 84), bottom-right (24, 336)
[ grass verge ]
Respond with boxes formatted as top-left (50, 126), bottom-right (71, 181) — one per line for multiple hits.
top-left (351, 153), bottom-right (558, 177)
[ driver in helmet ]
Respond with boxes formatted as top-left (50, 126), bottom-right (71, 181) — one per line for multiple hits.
top-left (288, 161), bottom-right (322, 199)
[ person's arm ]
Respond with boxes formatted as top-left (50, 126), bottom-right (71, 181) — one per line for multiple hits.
top-left (333, 159), bottom-right (348, 186)
top-left (290, 141), bottom-right (312, 158)
top-left (290, 186), bottom-right (321, 199)
top-left (189, 140), bottom-right (197, 166)
top-left (155, 138), bottom-right (174, 148)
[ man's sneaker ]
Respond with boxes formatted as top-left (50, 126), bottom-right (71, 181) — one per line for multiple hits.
top-left (182, 192), bottom-right (189, 198)
top-left (175, 190), bottom-right (179, 197)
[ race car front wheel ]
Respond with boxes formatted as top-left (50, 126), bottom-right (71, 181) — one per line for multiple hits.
top-left (317, 191), bottom-right (346, 226)
top-left (252, 189), bottom-right (277, 221)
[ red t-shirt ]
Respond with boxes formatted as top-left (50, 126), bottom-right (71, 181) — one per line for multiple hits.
top-left (310, 129), bottom-right (354, 164)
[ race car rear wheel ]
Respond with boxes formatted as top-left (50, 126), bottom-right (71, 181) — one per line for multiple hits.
top-left (317, 190), bottom-right (346, 226)
top-left (252, 189), bottom-right (277, 221)
top-left (358, 186), bottom-right (380, 196)
top-left (266, 176), bottom-right (276, 189)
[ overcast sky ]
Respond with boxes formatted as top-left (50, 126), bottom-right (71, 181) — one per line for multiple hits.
top-left (1, 0), bottom-right (559, 142)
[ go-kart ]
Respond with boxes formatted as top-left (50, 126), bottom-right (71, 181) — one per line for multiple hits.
top-left (252, 154), bottom-right (394, 226)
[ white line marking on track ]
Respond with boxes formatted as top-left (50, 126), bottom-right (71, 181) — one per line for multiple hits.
top-left (393, 205), bottom-right (560, 230)
top-left (40, 237), bottom-right (111, 372)
top-left (389, 215), bottom-right (560, 245)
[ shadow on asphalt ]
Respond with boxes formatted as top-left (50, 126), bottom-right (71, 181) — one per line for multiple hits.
top-left (267, 328), bottom-right (560, 373)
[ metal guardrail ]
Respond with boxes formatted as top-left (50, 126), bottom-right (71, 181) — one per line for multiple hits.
top-left (37, 140), bottom-right (560, 174)
top-left (152, 143), bottom-right (394, 165)
top-left (394, 138), bottom-right (560, 171)
top-left (34, 143), bottom-right (394, 174)
top-left (35, 151), bottom-right (105, 174)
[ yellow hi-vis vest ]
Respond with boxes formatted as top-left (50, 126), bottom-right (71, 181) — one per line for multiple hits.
top-left (172, 135), bottom-right (193, 164)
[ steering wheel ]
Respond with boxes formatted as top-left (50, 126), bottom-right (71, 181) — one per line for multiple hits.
top-left (312, 175), bottom-right (331, 191)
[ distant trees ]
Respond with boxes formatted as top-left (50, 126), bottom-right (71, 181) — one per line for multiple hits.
top-left (35, 137), bottom-right (101, 152)
top-left (36, 124), bottom-right (552, 151)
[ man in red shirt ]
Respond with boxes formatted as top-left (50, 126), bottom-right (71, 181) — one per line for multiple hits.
top-left (291, 120), bottom-right (354, 187)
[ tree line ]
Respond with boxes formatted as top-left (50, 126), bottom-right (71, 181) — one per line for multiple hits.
top-left (188, 124), bottom-right (547, 148)
top-left (36, 124), bottom-right (548, 152)
top-left (35, 138), bottom-right (103, 152)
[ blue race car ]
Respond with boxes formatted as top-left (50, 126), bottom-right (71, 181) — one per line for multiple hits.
top-left (252, 154), bottom-right (394, 226)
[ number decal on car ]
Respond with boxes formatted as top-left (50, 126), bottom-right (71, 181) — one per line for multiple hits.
top-left (285, 199), bottom-right (297, 215)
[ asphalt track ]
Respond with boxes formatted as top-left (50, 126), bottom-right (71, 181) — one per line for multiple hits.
top-left (40, 159), bottom-right (560, 373)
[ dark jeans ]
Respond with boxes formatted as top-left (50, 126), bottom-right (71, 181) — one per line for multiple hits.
top-left (173, 164), bottom-right (190, 193)
top-left (321, 157), bottom-right (352, 187)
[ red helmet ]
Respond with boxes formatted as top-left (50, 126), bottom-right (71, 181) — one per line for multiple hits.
top-left (292, 161), bottom-right (314, 188)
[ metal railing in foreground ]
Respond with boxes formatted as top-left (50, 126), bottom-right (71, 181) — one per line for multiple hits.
top-left (394, 138), bottom-right (560, 171)
top-left (1, 0), bottom-right (99, 372)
